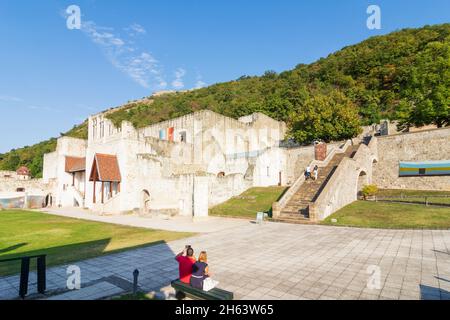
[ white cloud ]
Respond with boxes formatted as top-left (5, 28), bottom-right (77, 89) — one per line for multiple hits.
top-left (172, 68), bottom-right (186, 89)
top-left (194, 73), bottom-right (207, 89)
top-left (82, 22), bottom-right (124, 48)
top-left (195, 80), bottom-right (207, 89)
top-left (80, 20), bottom-right (166, 90)
top-left (127, 23), bottom-right (146, 36)
top-left (0, 95), bottom-right (23, 102)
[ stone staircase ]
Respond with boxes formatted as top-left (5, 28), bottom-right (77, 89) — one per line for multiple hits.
top-left (274, 144), bottom-right (359, 224)
top-left (69, 185), bottom-right (85, 208)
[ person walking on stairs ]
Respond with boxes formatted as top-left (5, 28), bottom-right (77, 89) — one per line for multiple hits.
top-left (313, 165), bottom-right (319, 181)
top-left (305, 165), bottom-right (311, 180)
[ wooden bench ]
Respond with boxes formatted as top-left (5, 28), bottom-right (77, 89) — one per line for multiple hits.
top-left (171, 279), bottom-right (233, 300)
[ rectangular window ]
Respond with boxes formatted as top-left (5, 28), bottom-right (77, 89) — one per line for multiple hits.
top-left (159, 129), bottom-right (166, 140)
top-left (180, 131), bottom-right (187, 142)
top-left (168, 127), bottom-right (174, 142)
top-left (92, 119), bottom-right (97, 139)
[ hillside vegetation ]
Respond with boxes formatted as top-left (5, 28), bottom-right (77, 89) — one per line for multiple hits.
top-left (1, 24), bottom-right (449, 177)
top-left (0, 122), bottom-right (88, 178)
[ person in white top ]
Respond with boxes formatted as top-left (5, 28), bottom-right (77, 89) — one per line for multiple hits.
top-left (313, 165), bottom-right (319, 181)
top-left (305, 165), bottom-right (311, 180)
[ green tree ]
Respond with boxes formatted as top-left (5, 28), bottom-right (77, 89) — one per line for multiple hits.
top-left (29, 154), bottom-right (44, 178)
top-left (399, 40), bottom-right (450, 128)
top-left (290, 90), bottom-right (362, 143)
top-left (0, 150), bottom-right (20, 171)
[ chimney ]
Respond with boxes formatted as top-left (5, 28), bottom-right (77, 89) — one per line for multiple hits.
top-left (314, 142), bottom-right (327, 161)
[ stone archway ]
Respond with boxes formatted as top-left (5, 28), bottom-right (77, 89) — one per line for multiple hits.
top-left (141, 190), bottom-right (151, 214)
top-left (45, 194), bottom-right (53, 207)
top-left (357, 171), bottom-right (369, 198)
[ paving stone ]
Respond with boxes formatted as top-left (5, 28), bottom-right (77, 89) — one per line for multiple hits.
top-left (1, 223), bottom-right (450, 300)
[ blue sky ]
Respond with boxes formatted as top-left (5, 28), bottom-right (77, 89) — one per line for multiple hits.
top-left (0, 0), bottom-right (449, 153)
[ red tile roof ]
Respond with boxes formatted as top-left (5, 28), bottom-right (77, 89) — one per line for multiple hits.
top-left (89, 153), bottom-right (121, 182)
top-left (16, 166), bottom-right (31, 176)
top-left (65, 156), bottom-right (86, 173)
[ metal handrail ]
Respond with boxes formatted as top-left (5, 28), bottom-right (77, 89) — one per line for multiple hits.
top-left (373, 195), bottom-right (450, 207)
top-left (0, 254), bottom-right (46, 299)
top-left (0, 254), bottom-right (46, 263)
top-left (375, 195), bottom-right (450, 199)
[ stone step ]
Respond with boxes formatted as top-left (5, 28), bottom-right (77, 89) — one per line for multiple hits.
top-left (289, 196), bottom-right (315, 201)
top-left (286, 199), bottom-right (311, 203)
top-left (292, 189), bottom-right (318, 194)
top-left (280, 210), bottom-right (307, 216)
top-left (285, 204), bottom-right (310, 210)
top-left (271, 217), bottom-right (316, 225)
top-left (287, 199), bottom-right (311, 203)
top-left (282, 204), bottom-right (307, 209)
top-left (296, 192), bottom-right (315, 197)
top-left (280, 212), bottom-right (309, 219)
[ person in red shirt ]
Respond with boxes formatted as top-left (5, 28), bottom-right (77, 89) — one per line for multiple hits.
top-left (175, 245), bottom-right (196, 284)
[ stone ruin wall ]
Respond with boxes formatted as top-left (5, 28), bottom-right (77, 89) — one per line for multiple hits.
top-left (0, 176), bottom-right (53, 195)
top-left (373, 127), bottom-right (450, 191)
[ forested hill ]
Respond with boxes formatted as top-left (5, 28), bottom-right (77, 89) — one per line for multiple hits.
top-left (1, 23), bottom-right (449, 177)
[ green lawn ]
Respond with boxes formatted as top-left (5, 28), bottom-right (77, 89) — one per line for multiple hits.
top-left (322, 201), bottom-right (450, 229)
top-left (0, 210), bottom-right (193, 276)
top-left (209, 186), bottom-right (288, 219)
top-left (376, 189), bottom-right (450, 205)
top-left (381, 197), bottom-right (450, 205)
top-left (377, 189), bottom-right (450, 197)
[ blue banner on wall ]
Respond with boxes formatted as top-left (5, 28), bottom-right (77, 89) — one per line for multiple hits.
top-left (399, 160), bottom-right (450, 177)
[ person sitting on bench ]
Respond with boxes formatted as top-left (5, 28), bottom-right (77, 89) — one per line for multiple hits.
top-left (190, 251), bottom-right (210, 289)
top-left (175, 245), bottom-right (196, 284)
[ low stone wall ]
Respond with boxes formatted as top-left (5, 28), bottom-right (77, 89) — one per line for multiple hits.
top-left (0, 171), bottom-right (19, 179)
top-left (0, 177), bottom-right (52, 194)
top-left (0, 192), bottom-right (47, 209)
top-left (208, 173), bottom-right (253, 207)
top-left (373, 127), bottom-right (450, 191)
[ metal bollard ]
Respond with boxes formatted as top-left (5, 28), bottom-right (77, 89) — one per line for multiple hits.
top-left (133, 269), bottom-right (139, 294)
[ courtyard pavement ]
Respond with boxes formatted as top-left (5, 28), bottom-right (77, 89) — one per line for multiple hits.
top-left (1, 220), bottom-right (450, 300)
top-left (41, 207), bottom-right (249, 233)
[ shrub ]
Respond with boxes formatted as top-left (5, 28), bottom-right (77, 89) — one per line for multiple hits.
top-left (361, 185), bottom-right (379, 199)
